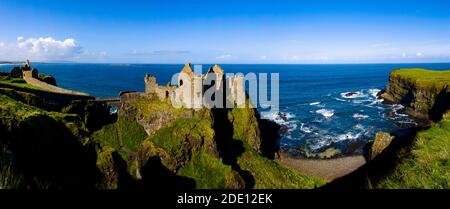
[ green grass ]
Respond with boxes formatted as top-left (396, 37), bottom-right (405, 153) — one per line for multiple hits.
top-left (0, 76), bottom-right (43, 91)
top-left (92, 116), bottom-right (147, 153)
top-left (237, 143), bottom-right (327, 189)
top-left (228, 107), bottom-right (260, 149)
top-left (0, 147), bottom-right (24, 189)
top-left (390, 68), bottom-right (450, 89)
top-left (177, 151), bottom-right (240, 189)
top-left (143, 109), bottom-right (215, 170)
top-left (377, 115), bottom-right (450, 189)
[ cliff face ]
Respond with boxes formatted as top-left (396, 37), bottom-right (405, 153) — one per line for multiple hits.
top-left (107, 94), bottom-right (325, 189)
top-left (381, 68), bottom-right (450, 121)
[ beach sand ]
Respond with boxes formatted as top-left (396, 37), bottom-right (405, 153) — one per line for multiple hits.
top-left (276, 152), bottom-right (366, 181)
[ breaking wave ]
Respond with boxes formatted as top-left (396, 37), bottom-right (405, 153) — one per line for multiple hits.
top-left (353, 113), bottom-right (369, 120)
top-left (300, 123), bottom-right (313, 133)
top-left (316, 109), bottom-right (335, 118)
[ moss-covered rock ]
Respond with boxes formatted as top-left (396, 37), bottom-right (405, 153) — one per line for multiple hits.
top-left (62, 100), bottom-right (116, 133)
top-left (368, 132), bottom-right (395, 161)
top-left (228, 107), bottom-right (261, 151)
top-left (120, 92), bottom-right (193, 135)
top-left (0, 94), bottom-right (100, 189)
top-left (91, 116), bottom-right (148, 179)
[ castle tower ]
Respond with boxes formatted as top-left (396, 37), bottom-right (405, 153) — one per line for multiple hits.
top-left (144, 74), bottom-right (158, 94)
top-left (23, 59), bottom-right (31, 70)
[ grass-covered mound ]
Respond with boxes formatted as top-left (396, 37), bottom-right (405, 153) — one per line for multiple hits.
top-left (141, 109), bottom-right (243, 189)
top-left (114, 95), bottom-right (326, 189)
top-left (377, 113), bottom-right (450, 189)
top-left (382, 68), bottom-right (450, 120)
top-left (389, 68), bottom-right (450, 89)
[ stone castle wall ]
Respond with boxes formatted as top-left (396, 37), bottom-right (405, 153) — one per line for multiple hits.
top-left (144, 63), bottom-right (246, 109)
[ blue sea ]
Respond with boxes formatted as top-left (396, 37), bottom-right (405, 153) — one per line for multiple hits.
top-left (2, 63), bottom-right (450, 155)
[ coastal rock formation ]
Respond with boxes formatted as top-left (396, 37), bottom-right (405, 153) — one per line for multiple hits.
top-left (368, 132), bottom-right (394, 161)
top-left (38, 74), bottom-right (57, 86)
top-left (381, 68), bottom-right (450, 121)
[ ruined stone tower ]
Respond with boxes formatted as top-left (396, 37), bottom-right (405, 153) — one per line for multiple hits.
top-left (143, 63), bottom-right (246, 109)
top-left (144, 74), bottom-right (158, 94)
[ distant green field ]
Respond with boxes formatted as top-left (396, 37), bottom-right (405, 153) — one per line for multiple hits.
top-left (391, 68), bottom-right (450, 88)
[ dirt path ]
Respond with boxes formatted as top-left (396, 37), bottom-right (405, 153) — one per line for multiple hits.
top-left (23, 70), bottom-right (89, 96)
top-left (276, 152), bottom-right (366, 181)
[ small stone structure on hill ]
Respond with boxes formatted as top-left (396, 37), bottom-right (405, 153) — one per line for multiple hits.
top-left (9, 59), bottom-right (38, 79)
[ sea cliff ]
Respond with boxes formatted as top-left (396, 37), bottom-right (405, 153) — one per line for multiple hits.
top-left (381, 68), bottom-right (450, 121)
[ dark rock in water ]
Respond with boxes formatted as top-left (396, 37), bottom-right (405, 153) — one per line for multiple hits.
top-left (344, 92), bottom-right (358, 97)
top-left (278, 112), bottom-right (288, 121)
top-left (376, 90), bottom-right (385, 98)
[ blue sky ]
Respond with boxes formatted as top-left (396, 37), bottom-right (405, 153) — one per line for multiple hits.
top-left (1, 0), bottom-right (450, 63)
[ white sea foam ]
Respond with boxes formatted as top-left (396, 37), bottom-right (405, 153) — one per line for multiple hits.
top-left (316, 109), bottom-right (334, 118)
top-left (262, 111), bottom-right (298, 133)
top-left (300, 123), bottom-right (313, 133)
top-left (353, 113), bottom-right (369, 120)
top-left (285, 112), bottom-right (296, 119)
top-left (335, 97), bottom-right (346, 102)
top-left (353, 124), bottom-right (365, 130)
top-left (309, 102), bottom-right (321, 106)
top-left (368, 88), bottom-right (381, 98)
top-left (340, 91), bottom-right (367, 99)
top-left (335, 132), bottom-right (361, 142)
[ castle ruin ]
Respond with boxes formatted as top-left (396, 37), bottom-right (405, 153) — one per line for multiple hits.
top-left (144, 63), bottom-right (246, 109)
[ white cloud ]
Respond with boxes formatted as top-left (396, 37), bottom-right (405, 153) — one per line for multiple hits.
top-left (17, 37), bottom-right (82, 59)
top-left (216, 54), bottom-right (233, 60)
top-left (402, 52), bottom-right (407, 58)
top-left (0, 37), bottom-right (84, 61)
top-left (260, 55), bottom-right (267, 60)
top-left (416, 52), bottom-right (423, 57)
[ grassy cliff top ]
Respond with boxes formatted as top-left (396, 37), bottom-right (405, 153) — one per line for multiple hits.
top-left (391, 68), bottom-right (450, 88)
top-left (377, 113), bottom-right (450, 189)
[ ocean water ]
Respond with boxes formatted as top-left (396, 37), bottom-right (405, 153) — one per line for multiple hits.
top-left (2, 63), bottom-right (450, 155)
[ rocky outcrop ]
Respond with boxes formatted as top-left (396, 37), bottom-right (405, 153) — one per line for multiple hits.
top-left (38, 74), bottom-right (57, 86)
top-left (118, 92), bottom-right (194, 135)
top-left (367, 132), bottom-right (394, 161)
top-left (381, 68), bottom-right (450, 121)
